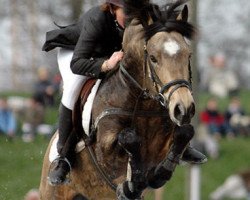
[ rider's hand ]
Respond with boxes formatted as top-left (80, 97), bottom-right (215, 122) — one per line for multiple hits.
top-left (101, 51), bottom-right (124, 72)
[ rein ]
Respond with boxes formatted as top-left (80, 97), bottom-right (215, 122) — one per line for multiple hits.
top-left (86, 146), bottom-right (117, 191)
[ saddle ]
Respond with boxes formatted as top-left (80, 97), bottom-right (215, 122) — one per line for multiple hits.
top-left (79, 78), bottom-right (97, 109)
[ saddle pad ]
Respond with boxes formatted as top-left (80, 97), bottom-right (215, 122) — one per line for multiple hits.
top-left (49, 132), bottom-right (86, 163)
top-left (82, 79), bottom-right (102, 136)
top-left (49, 80), bottom-right (101, 163)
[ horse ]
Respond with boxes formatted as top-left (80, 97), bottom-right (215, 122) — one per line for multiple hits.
top-left (40, 0), bottom-right (196, 199)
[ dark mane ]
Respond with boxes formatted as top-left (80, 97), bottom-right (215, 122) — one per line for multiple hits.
top-left (124, 0), bottom-right (152, 26)
top-left (124, 0), bottom-right (195, 41)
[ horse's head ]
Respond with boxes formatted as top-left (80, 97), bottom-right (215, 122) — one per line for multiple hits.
top-left (122, 0), bottom-right (195, 126)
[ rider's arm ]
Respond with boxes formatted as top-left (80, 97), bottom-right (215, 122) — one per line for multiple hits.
top-left (70, 7), bottom-right (109, 79)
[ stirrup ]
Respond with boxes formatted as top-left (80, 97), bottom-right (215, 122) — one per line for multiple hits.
top-left (47, 156), bottom-right (72, 186)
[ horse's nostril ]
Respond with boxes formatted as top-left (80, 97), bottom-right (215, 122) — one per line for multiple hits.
top-left (189, 103), bottom-right (195, 118)
top-left (173, 103), bottom-right (194, 125)
top-left (174, 104), bottom-right (184, 121)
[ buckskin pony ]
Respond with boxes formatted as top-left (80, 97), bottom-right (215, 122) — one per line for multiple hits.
top-left (40, 0), bottom-right (197, 199)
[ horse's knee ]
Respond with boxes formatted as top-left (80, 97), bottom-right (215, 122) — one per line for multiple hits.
top-left (118, 128), bottom-right (141, 155)
top-left (174, 124), bottom-right (194, 144)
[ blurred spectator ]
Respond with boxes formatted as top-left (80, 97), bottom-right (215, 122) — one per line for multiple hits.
top-left (200, 98), bottom-right (225, 139)
top-left (52, 72), bottom-right (62, 94)
top-left (210, 169), bottom-right (250, 200)
top-left (20, 96), bottom-right (53, 142)
top-left (224, 97), bottom-right (247, 137)
top-left (196, 124), bottom-right (220, 159)
top-left (24, 188), bottom-right (39, 200)
top-left (34, 67), bottom-right (56, 107)
top-left (204, 53), bottom-right (239, 98)
top-left (0, 97), bottom-right (16, 139)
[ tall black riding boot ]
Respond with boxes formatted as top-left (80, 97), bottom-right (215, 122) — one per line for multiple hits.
top-left (48, 103), bottom-right (73, 185)
top-left (57, 104), bottom-right (73, 153)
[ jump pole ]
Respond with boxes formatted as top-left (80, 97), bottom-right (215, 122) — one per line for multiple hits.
top-left (186, 1), bottom-right (202, 200)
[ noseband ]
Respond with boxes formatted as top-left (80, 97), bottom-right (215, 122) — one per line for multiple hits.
top-left (119, 43), bottom-right (192, 108)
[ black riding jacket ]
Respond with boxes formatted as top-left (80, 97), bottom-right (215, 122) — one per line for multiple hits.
top-left (42, 6), bottom-right (123, 79)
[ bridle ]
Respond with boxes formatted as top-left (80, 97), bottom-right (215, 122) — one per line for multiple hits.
top-left (119, 39), bottom-right (193, 109)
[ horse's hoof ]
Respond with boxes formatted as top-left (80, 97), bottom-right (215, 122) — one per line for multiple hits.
top-left (181, 146), bottom-right (207, 164)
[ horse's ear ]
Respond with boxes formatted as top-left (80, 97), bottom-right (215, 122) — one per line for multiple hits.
top-left (176, 5), bottom-right (188, 22)
top-left (141, 16), bottom-right (153, 28)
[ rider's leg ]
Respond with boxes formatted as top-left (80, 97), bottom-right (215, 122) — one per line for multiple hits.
top-left (48, 48), bottom-right (87, 185)
top-left (49, 125), bottom-right (79, 185)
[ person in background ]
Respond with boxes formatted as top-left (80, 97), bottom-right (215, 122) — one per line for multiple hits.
top-left (200, 98), bottom-right (225, 139)
top-left (0, 97), bottom-right (16, 139)
top-left (210, 169), bottom-right (250, 200)
top-left (224, 96), bottom-right (246, 138)
top-left (34, 67), bottom-right (56, 107)
top-left (24, 188), bottom-right (39, 200)
top-left (20, 95), bottom-right (53, 142)
top-left (203, 53), bottom-right (239, 98)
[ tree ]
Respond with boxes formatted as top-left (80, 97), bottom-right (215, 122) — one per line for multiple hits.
top-left (67, 0), bottom-right (84, 21)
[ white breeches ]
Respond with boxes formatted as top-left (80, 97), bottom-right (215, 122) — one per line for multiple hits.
top-left (57, 48), bottom-right (88, 110)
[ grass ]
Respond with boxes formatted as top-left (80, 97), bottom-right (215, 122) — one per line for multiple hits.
top-left (0, 135), bottom-right (249, 200)
top-left (0, 135), bottom-right (48, 200)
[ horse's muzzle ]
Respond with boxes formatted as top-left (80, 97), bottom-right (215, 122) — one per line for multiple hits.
top-left (173, 102), bottom-right (195, 126)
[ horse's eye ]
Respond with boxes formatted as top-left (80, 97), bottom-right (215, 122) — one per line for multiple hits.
top-left (150, 55), bottom-right (157, 63)
top-left (189, 53), bottom-right (193, 59)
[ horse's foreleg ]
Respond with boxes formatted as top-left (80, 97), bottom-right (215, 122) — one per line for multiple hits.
top-left (116, 128), bottom-right (147, 200)
top-left (147, 124), bottom-right (194, 189)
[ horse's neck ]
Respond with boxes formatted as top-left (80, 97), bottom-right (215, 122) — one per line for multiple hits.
top-left (97, 70), bottom-right (133, 108)
top-left (101, 67), bottom-right (165, 114)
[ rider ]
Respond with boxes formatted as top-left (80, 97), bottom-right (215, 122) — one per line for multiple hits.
top-left (42, 0), bottom-right (207, 186)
